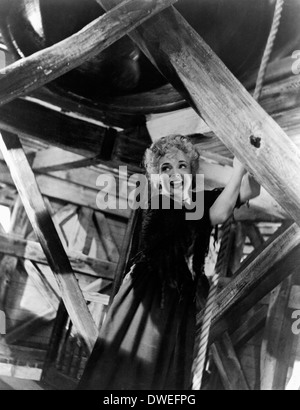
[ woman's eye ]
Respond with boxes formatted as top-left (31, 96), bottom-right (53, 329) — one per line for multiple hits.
top-left (162, 166), bottom-right (171, 173)
top-left (179, 164), bottom-right (187, 169)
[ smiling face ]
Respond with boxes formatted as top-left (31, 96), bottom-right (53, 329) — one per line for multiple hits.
top-left (158, 149), bottom-right (193, 201)
top-left (158, 148), bottom-right (192, 180)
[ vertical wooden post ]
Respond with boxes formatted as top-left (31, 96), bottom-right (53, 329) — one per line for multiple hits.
top-left (0, 130), bottom-right (98, 353)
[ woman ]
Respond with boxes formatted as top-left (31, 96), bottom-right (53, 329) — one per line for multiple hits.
top-left (79, 135), bottom-right (260, 390)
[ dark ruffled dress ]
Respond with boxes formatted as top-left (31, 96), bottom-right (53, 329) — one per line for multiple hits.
top-left (79, 190), bottom-right (223, 390)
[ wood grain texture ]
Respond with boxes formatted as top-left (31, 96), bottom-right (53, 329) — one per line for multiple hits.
top-left (261, 270), bottom-right (300, 390)
top-left (197, 223), bottom-right (300, 343)
top-left (0, 232), bottom-right (116, 281)
top-left (0, 197), bottom-right (29, 310)
top-left (211, 332), bottom-right (249, 390)
top-left (0, 131), bottom-right (98, 352)
top-left (0, 99), bottom-right (149, 171)
top-left (0, 0), bottom-right (177, 106)
top-left (0, 159), bottom-right (131, 219)
top-left (99, 1), bottom-right (300, 226)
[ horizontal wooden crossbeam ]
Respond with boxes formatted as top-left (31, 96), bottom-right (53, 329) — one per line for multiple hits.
top-left (0, 232), bottom-right (116, 281)
top-left (0, 160), bottom-right (131, 219)
top-left (0, 99), bottom-right (149, 171)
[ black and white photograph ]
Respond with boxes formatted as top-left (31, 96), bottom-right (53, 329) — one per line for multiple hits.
top-left (0, 0), bottom-right (299, 394)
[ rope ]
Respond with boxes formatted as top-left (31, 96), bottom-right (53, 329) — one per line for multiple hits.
top-left (192, 0), bottom-right (285, 390)
top-left (192, 217), bottom-right (232, 390)
top-left (254, 0), bottom-right (285, 101)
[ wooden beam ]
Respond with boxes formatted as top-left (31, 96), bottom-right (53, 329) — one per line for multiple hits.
top-left (0, 197), bottom-right (29, 310)
top-left (111, 210), bottom-right (139, 300)
top-left (147, 72), bottom-right (300, 141)
top-left (0, 363), bottom-right (42, 381)
top-left (0, 342), bottom-right (46, 364)
top-left (29, 87), bottom-right (147, 130)
top-left (197, 223), bottom-right (300, 343)
top-left (231, 305), bottom-right (268, 349)
top-left (211, 332), bottom-right (249, 390)
top-left (32, 148), bottom-right (99, 173)
top-left (0, 186), bottom-right (16, 207)
top-left (0, 0), bottom-right (177, 106)
top-left (229, 223), bottom-right (247, 275)
top-left (5, 308), bottom-right (56, 346)
top-left (0, 232), bottom-right (116, 280)
top-left (0, 159), bottom-right (130, 219)
top-left (99, 1), bottom-right (300, 226)
top-left (22, 260), bottom-right (60, 311)
top-left (0, 98), bottom-right (149, 171)
top-left (0, 131), bottom-right (98, 353)
top-left (261, 271), bottom-right (300, 390)
top-left (94, 213), bottom-right (120, 263)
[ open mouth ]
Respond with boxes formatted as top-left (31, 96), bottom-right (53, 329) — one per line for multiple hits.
top-left (170, 180), bottom-right (184, 188)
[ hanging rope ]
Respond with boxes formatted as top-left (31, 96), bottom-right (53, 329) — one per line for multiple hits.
top-left (192, 0), bottom-right (285, 391)
top-left (192, 217), bottom-right (233, 390)
top-left (254, 0), bottom-right (285, 101)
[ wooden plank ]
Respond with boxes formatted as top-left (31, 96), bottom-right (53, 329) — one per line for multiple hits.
top-left (94, 213), bottom-right (120, 263)
top-left (197, 223), bottom-right (300, 343)
top-left (229, 223), bottom-right (247, 275)
top-left (46, 202), bottom-right (78, 248)
top-left (244, 223), bottom-right (265, 249)
top-left (0, 0), bottom-right (177, 106)
top-left (22, 260), bottom-right (60, 311)
top-left (0, 186), bottom-right (16, 207)
top-left (111, 210), bottom-right (139, 300)
top-left (32, 148), bottom-right (90, 173)
top-left (0, 232), bottom-right (116, 280)
top-left (68, 207), bottom-right (94, 255)
top-left (0, 99), bottom-right (148, 171)
top-left (211, 332), bottom-right (249, 390)
top-left (231, 305), bottom-right (268, 349)
top-left (99, 1), bottom-right (300, 226)
top-left (147, 72), bottom-right (300, 141)
top-left (4, 277), bottom-right (109, 346)
top-left (0, 197), bottom-right (29, 310)
top-left (5, 308), bottom-right (56, 346)
top-left (0, 159), bottom-right (130, 219)
top-left (0, 342), bottom-right (46, 364)
top-left (0, 131), bottom-right (98, 353)
top-left (261, 271), bottom-right (300, 391)
top-left (29, 86), bottom-right (147, 130)
top-left (0, 363), bottom-right (42, 381)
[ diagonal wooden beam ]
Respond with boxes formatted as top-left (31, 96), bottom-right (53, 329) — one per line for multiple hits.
top-left (211, 332), bottom-right (249, 390)
top-left (98, 1), bottom-right (300, 227)
top-left (0, 232), bottom-right (116, 280)
top-left (197, 223), bottom-right (300, 343)
top-left (0, 0), bottom-right (177, 106)
top-left (0, 130), bottom-right (98, 353)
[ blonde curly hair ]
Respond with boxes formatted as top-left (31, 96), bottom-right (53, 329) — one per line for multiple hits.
top-left (144, 135), bottom-right (200, 177)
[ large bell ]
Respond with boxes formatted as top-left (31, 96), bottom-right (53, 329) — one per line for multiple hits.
top-left (1, 0), bottom-right (300, 114)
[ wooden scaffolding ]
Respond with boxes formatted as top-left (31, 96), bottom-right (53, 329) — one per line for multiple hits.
top-left (0, 0), bottom-right (299, 390)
